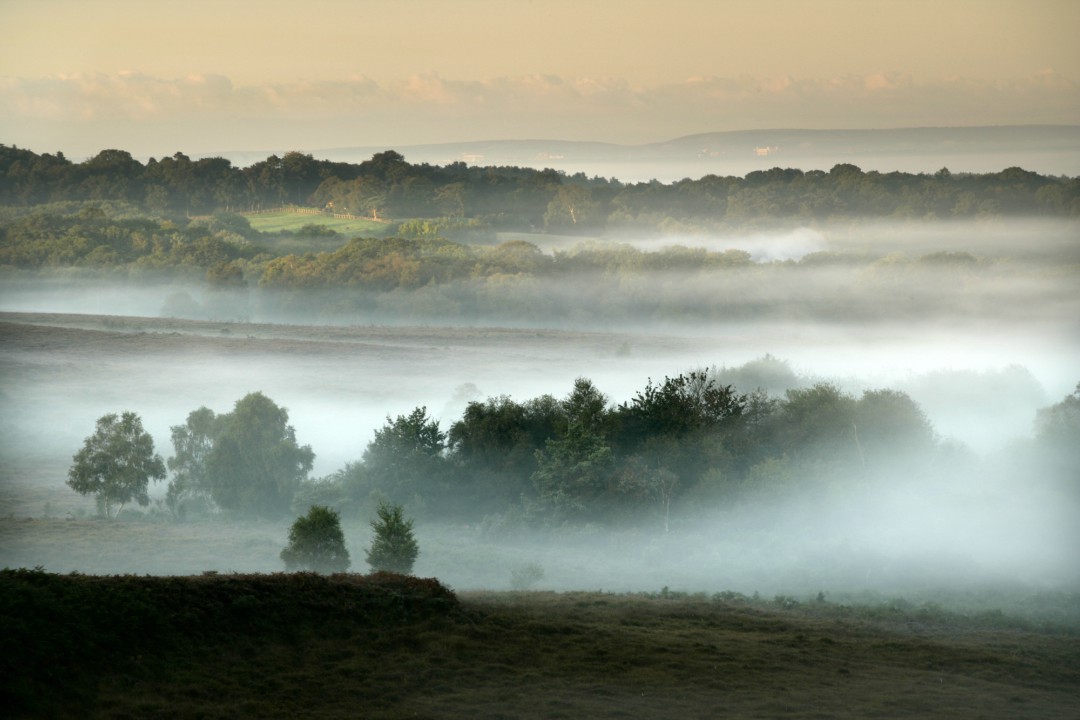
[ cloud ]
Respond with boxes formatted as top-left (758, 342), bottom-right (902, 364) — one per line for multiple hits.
top-left (1, 70), bottom-right (1077, 156)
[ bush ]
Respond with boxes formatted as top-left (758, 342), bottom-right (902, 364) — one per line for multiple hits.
top-left (280, 505), bottom-right (351, 573)
top-left (365, 502), bottom-right (419, 574)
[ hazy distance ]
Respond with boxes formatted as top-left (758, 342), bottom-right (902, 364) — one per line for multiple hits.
top-left (2, 213), bottom-right (1077, 594)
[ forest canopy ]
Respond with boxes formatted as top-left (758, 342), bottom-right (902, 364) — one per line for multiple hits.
top-left (3, 145), bottom-right (1078, 230)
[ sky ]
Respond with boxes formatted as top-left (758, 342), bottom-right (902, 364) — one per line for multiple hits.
top-left (1, 0), bottom-right (1079, 158)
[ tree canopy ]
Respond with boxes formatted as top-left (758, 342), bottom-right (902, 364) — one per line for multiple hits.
top-left (280, 505), bottom-right (351, 574)
top-left (68, 412), bottom-right (166, 518)
top-left (365, 502), bottom-right (419, 574)
top-left (166, 392), bottom-right (314, 519)
top-left (3, 143), bottom-right (1077, 227)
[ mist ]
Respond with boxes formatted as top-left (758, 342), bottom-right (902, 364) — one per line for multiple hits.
top-left (1, 216), bottom-right (1078, 612)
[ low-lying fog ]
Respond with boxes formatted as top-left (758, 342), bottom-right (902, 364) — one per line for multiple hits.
top-left (1, 218), bottom-right (1077, 600)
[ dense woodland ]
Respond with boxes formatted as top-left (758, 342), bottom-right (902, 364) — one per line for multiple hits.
top-left (3, 144), bottom-right (1079, 232)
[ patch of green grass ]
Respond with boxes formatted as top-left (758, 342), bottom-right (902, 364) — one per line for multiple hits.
top-left (245, 210), bottom-right (390, 237)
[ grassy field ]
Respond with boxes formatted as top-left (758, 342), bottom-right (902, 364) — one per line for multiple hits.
top-left (245, 210), bottom-right (392, 237)
top-left (2, 569), bottom-right (1077, 719)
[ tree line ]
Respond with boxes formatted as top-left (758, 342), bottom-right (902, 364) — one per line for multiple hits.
top-left (68, 367), bottom-right (1080, 532)
top-left (3, 144), bottom-right (1078, 230)
top-left (6, 201), bottom-right (1064, 327)
top-left (0, 204), bottom-right (258, 274)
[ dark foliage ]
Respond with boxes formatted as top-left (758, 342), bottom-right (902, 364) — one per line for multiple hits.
top-left (67, 411), bottom-right (166, 518)
top-left (0, 568), bottom-right (457, 717)
top-left (281, 505), bottom-right (351, 573)
top-left (366, 502), bottom-right (420, 574)
top-left (166, 392), bottom-right (314, 519)
top-left (292, 368), bottom-right (955, 528)
top-left (2, 569), bottom-right (1075, 719)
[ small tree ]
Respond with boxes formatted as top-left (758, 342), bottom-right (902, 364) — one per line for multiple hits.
top-left (365, 502), bottom-right (419, 574)
top-left (68, 412), bottom-right (166, 518)
top-left (280, 505), bottom-right (351, 573)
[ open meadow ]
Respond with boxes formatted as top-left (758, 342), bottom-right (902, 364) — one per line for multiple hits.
top-left (243, 209), bottom-right (390, 237)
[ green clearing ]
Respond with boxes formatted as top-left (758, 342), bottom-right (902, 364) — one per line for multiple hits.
top-left (245, 210), bottom-right (398, 255)
top-left (245, 210), bottom-right (392, 237)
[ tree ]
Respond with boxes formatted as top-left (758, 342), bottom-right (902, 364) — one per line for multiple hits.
top-left (447, 394), bottom-right (563, 515)
top-left (1035, 383), bottom-right (1080, 448)
top-left (617, 371), bottom-right (743, 450)
top-left (165, 406), bottom-right (218, 517)
top-left (543, 184), bottom-right (601, 232)
top-left (530, 379), bottom-right (616, 521)
top-left (854, 389), bottom-right (936, 467)
top-left (562, 377), bottom-right (609, 435)
top-left (280, 505), bottom-right (351, 573)
top-left (1035, 383), bottom-right (1080, 484)
top-left (68, 412), bottom-right (166, 518)
top-left (167, 393), bottom-right (314, 519)
top-left (205, 392), bottom-right (314, 518)
top-left (365, 502), bottom-right (419, 574)
top-left (614, 454), bottom-right (680, 532)
top-left (614, 371), bottom-right (745, 488)
top-left (769, 383), bottom-right (859, 466)
top-left (532, 421), bottom-right (615, 521)
top-left (359, 407), bottom-right (446, 505)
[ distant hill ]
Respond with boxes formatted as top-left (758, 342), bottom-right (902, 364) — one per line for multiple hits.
top-left (204, 125), bottom-right (1080, 181)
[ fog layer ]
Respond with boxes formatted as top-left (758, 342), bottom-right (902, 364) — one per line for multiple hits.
top-left (0, 219), bottom-right (1077, 601)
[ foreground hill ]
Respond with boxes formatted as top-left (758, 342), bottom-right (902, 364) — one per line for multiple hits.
top-left (2, 569), bottom-right (1077, 719)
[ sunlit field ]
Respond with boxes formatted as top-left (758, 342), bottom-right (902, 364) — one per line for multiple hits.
top-left (244, 209), bottom-right (390, 236)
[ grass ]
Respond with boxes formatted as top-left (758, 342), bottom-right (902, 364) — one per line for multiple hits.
top-left (2, 569), bottom-right (1078, 719)
top-left (244, 210), bottom-right (398, 256)
top-left (245, 210), bottom-right (391, 237)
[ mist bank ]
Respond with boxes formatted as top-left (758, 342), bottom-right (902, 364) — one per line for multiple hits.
top-left (2, 213), bottom-right (1077, 597)
top-left (1, 315), bottom-right (1077, 599)
top-left (3, 219), bottom-right (1077, 331)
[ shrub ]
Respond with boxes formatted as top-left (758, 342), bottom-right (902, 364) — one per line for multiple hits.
top-left (280, 505), bottom-right (351, 573)
top-left (365, 502), bottom-right (419, 574)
